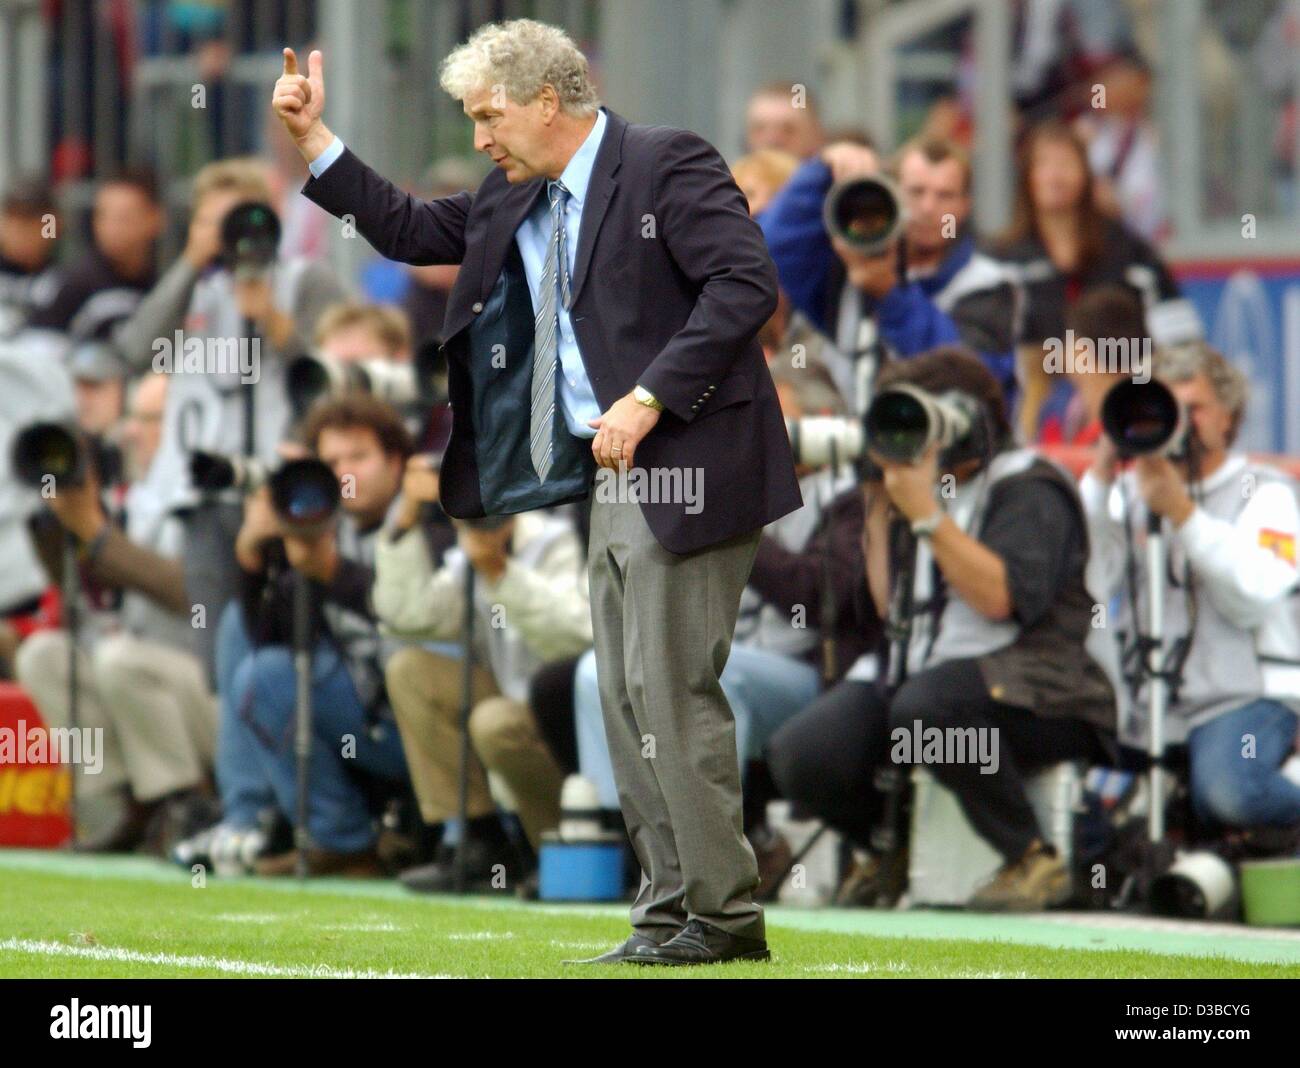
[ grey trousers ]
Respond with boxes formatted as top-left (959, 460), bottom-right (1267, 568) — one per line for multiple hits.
top-left (587, 490), bottom-right (764, 940)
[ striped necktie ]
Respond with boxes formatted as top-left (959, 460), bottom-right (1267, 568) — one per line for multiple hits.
top-left (530, 179), bottom-right (572, 483)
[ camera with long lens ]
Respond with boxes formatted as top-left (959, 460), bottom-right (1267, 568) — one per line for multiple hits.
top-left (10, 422), bottom-right (121, 489)
top-left (823, 175), bottom-right (907, 257)
top-left (785, 384), bottom-right (987, 481)
top-left (785, 416), bottom-right (864, 469)
top-left (221, 201), bottom-right (281, 281)
top-left (189, 450), bottom-right (269, 495)
top-left (267, 457), bottom-right (341, 539)
top-left (865, 383), bottom-right (987, 467)
top-left (1101, 378), bottom-right (1188, 458)
top-left (285, 354), bottom-right (415, 416)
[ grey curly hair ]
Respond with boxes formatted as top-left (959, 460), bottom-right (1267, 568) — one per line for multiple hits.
top-left (1154, 341), bottom-right (1249, 444)
top-left (439, 19), bottom-right (600, 116)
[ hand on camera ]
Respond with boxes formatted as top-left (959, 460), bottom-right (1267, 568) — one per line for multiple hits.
top-left (456, 521), bottom-right (513, 583)
top-left (821, 142), bottom-right (881, 184)
top-left (46, 472), bottom-right (106, 544)
top-left (831, 235), bottom-right (899, 300)
top-left (873, 442), bottom-right (941, 523)
top-left (394, 455), bottom-right (441, 533)
top-left (182, 209), bottom-right (224, 272)
top-left (234, 486), bottom-right (280, 572)
top-left (1136, 455), bottom-right (1194, 527)
top-left (282, 526), bottom-right (340, 582)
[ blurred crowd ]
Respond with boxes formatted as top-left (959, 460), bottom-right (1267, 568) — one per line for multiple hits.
top-left (0, 3), bottom-right (1297, 915)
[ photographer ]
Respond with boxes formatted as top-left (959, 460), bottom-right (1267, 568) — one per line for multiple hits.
top-left (768, 348), bottom-right (1115, 911)
top-left (15, 373), bottom-right (217, 851)
top-left (1081, 343), bottom-right (1300, 833)
top-left (111, 158), bottom-right (348, 504)
top-left (200, 395), bottom-right (412, 876)
top-left (376, 467), bottom-right (589, 893)
top-left (758, 137), bottom-right (1018, 410)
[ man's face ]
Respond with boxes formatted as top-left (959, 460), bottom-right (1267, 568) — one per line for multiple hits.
top-left (1168, 373), bottom-right (1234, 459)
top-left (317, 426), bottom-right (403, 520)
top-left (0, 212), bottom-right (52, 271)
top-left (93, 183), bottom-right (163, 271)
top-left (121, 373), bottom-right (167, 477)
top-left (74, 378), bottom-right (125, 437)
top-left (320, 325), bottom-right (407, 365)
top-left (463, 85), bottom-right (555, 183)
top-left (898, 150), bottom-right (969, 258)
top-left (745, 94), bottom-right (821, 158)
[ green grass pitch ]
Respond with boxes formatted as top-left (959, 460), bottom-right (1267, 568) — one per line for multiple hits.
top-left (2, 850), bottom-right (1298, 978)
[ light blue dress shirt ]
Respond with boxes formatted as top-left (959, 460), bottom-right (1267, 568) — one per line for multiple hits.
top-left (308, 109), bottom-right (607, 438)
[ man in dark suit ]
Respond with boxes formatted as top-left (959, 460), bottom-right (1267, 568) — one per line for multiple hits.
top-left (274, 18), bottom-right (801, 964)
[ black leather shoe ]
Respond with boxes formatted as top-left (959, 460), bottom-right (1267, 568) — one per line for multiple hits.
top-left (562, 931), bottom-right (669, 965)
top-left (398, 837), bottom-right (520, 893)
top-left (631, 919), bottom-right (770, 966)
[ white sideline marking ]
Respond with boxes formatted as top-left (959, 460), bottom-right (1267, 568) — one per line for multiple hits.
top-left (211, 913), bottom-right (280, 925)
top-left (447, 930), bottom-right (513, 941)
top-left (0, 938), bottom-right (446, 979)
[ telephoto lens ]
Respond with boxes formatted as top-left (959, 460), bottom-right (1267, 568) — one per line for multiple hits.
top-left (221, 201), bottom-right (281, 280)
top-left (268, 457), bottom-right (341, 539)
top-left (285, 353), bottom-right (420, 415)
top-left (864, 383), bottom-right (980, 465)
top-left (784, 416), bottom-right (865, 469)
top-left (10, 422), bottom-right (86, 489)
top-left (822, 175), bottom-right (907, 257)
top-left (1101, 378), bottom-right (1185, 457)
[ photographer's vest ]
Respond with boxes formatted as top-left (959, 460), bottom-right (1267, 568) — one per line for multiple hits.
top-left (909, 448), bottom-right (1116, 732)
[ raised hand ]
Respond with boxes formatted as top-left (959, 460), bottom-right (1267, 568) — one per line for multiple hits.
top-left (272, 48), bottom-right (332, 161)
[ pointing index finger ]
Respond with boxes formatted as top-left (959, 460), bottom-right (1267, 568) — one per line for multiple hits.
top-left (282, 47), bottom-right (298, 76)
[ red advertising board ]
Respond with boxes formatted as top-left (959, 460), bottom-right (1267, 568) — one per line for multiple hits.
top-left (0, 682), bottom-right (72, 847)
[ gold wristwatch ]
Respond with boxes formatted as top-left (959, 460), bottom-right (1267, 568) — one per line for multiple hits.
top-left (633, 384), bottom-right (664, 412)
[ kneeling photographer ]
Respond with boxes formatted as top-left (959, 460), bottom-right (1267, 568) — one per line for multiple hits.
top-left (188, 394), bottom-right (413, 877)
top-left (768, 348), bottom-right (1115, 911)
top-left (13, 374), bottom-right (217, 852)
top-left (1081, 343), bottom-right (1300, 838)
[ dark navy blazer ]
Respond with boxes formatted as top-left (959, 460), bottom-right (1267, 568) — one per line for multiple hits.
top-left (302, 108), bottom-right (802, 554)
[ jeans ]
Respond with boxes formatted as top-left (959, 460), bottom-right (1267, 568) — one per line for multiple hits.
top-left (573, 642), bottom-right (821, 809)
top-left (1187, 698), bottom-right (1300, 829)
top-left (214, 602), bottom-right (409, 852)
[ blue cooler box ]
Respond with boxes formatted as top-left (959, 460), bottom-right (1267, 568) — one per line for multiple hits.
top-left (538, 831), bottom-right (626, 901)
